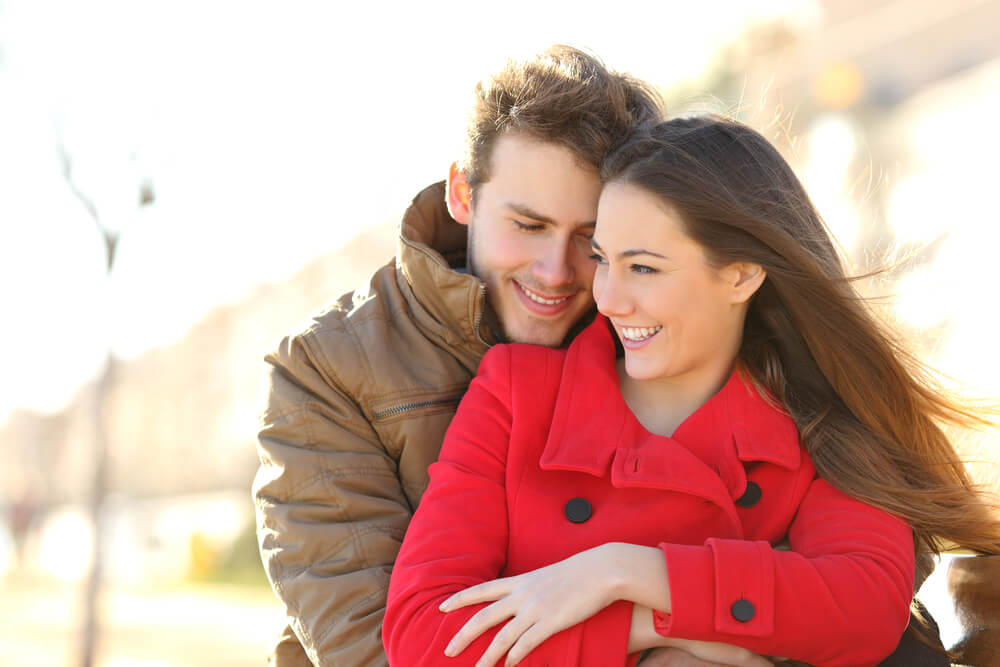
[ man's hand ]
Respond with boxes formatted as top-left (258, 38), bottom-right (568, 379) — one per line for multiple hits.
top-left (640, 646), bottom-right (772, 667)
top-left (640, 647), bottom-right (737, 666)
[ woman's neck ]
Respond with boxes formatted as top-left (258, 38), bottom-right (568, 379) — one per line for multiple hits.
top-left (617, 358), bottom-right (736, 437)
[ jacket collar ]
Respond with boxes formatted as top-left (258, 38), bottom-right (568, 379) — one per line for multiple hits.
top-left (396, 182), bottom-right (501, 367)
top-left (540, 315), bottom-right (801, 491)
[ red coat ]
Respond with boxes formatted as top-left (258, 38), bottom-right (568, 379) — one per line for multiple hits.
top-left (384, 316), bottom-right (914, 667)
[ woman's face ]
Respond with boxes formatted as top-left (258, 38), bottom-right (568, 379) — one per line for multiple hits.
top-left (591, 182), bottom-right (751, 385)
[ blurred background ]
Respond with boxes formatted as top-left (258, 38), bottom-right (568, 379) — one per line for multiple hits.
top-left (1, 0), bottom-right (998, 664)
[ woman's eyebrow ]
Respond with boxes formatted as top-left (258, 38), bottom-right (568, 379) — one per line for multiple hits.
top-left (590, 238), bottom-right (667, 260)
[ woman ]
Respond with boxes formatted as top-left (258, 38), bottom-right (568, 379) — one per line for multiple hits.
top-left (383, 115), bottom-right (1000, 666)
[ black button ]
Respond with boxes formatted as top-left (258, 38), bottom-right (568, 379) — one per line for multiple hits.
top-left (735, 481), bottom-right (762, 508)
top-left (564, 497), bottom-right (592, 523)
top-left (731, 599), bottom-right (755, 622)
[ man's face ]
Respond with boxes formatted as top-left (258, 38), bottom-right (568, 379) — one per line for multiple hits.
top-left (465, 133), bottom-right (602, 347)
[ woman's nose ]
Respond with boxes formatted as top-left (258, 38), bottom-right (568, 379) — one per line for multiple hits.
top-left (594, 271), bottom-right (630, 317)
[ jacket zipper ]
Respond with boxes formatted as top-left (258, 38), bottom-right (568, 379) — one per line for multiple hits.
top-left (473, 283), bottom-right (490, 349)
top-left (372, 284), bottom-right (486, 420)
top-left (372, 396), bottom-right (462, 420)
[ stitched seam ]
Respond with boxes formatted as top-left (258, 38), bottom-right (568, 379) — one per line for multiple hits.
top-left (255, 436), bottom-right (328, 457)
top-left (259, 401), bottom-right (309, 423)
top-left (313, 583), bottom-right (391, 651)
top-left (274, 521), bottom-right (406, 583)
top-left (313, 317), bottom-right (383, 427)
top-left (288, 613), bottom-right (321, 666)
top-left (283, 465), bottom-right (399, 499)
top-left (300, 324), bottom-right (377, 433)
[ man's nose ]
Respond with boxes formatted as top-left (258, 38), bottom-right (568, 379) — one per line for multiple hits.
top-left (531, 240), bottom-right (575, 287)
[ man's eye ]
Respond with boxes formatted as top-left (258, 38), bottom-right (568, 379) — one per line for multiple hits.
top-left (514, 221), bottom-right (544, 232)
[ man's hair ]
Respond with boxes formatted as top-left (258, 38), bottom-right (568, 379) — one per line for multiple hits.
top-left (459, 45), bottom-right (664, 196)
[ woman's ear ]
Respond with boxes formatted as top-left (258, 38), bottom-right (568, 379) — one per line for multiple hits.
top-left (446, 162), bottom-right (472, 225)
top-left (725, 262), bottom-right (767, 304)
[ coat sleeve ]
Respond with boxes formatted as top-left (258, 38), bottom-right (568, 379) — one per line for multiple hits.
top-left (654, 475), bottom-right (915, 667)
top-left (253, 325), bottom-right (408, 667)
top-left (384, 345), bottom-right (637, 667)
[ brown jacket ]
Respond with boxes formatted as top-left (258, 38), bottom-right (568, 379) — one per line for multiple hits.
top-left (253, 181), bottom-right (500, 666)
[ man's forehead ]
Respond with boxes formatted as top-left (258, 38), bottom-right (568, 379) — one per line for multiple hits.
top-left (488, 132), bottom-right (598, 176)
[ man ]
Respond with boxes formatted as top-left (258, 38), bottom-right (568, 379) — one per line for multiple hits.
top-left (253, 45), bottom-right (670, 666)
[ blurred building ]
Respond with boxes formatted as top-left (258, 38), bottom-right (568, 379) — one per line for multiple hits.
top-left (736, 0), bottom-right (1000, 261)
top-left (0, 219), bottom-right (395, 582)
top-left (2, 219), bottom-right (396, 501)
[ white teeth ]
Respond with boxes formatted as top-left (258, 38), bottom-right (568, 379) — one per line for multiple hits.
top-left (520, 284), bottom-right (570, 305)
top-left (621, 326), bottom-right (662, 341)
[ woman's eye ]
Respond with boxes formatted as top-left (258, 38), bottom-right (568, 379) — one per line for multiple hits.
top-left (514, 221), bottom-right (544, 232)
top-left (631, 264), bottom-right (656, 274)
top-left (588, 253), bottom-right (607, 265)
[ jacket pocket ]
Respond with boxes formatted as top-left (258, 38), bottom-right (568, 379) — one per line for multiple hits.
top-left (371, 394), bottom-right (462, 421)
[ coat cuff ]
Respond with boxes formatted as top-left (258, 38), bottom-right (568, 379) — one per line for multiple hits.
top-left (654, 540), bottom-right (775, 640)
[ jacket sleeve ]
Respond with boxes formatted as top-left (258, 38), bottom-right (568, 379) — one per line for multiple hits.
top-left (384, 345), bottom-right (637, 667)
top-left (253, 326), bottom-right (407, 667)
top-left (654, 476), bottom-right (915, 667)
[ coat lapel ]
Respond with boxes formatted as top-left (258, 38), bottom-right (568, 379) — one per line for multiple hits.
top-left (538, 315), bottom-right (803, 538)
top-left (539, 315), bottom-right (625, 476)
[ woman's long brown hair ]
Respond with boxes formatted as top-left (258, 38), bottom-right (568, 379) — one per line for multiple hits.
top-left (601, 115), bottom-right (1000, 579)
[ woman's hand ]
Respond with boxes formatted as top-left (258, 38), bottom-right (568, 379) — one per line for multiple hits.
top-left (438, 542), bottom-right (777, 667)
top-left (439, 543), bottom-right (630, 666)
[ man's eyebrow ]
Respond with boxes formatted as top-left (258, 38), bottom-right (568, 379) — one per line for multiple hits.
top-left (505, 202), bottom-right (596, 228)
top-left (590, 238), bottom-right (667, 260)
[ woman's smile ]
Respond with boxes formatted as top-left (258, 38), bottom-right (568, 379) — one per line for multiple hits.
top-left (617, 324), bottom-right (662, 349)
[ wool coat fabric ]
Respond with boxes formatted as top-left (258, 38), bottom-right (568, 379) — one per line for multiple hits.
top-left (384, 315), bottom-right (915, 667)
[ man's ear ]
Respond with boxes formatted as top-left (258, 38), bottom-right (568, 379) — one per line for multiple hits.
top-left (724, 262), bottom-right (767, 304)
top-left (446, 162), bottom-right (472, 225)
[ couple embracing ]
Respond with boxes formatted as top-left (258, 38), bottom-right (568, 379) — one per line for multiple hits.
top-left (254, 46), bottom-right (1000, 667)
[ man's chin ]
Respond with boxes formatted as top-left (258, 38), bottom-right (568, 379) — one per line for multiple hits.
top-left (494, 288), bottom-right (591, 347)
top-left (502, 319), bottom-right (574, 347)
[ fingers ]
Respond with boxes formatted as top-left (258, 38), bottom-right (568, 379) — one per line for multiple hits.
top-left (445, 599), bottom-right (515, 658)
top-left (441, 582), bottom-right (549, 666)
top-left (441, 578), bottom-right (513, 612)
top-left (476, 615), bottom-right (535, 667)
top-left (504, 621), bottom-right (551, 666)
